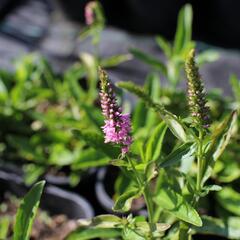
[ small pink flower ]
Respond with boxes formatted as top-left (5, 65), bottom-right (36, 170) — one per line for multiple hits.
top-left (85, 1), bottom-right (97, 25)
top-left (99, 69), bottom-right (132, 154)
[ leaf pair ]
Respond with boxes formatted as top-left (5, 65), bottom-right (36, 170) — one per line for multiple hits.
top-left (67, 214), bottom-right (170, 240)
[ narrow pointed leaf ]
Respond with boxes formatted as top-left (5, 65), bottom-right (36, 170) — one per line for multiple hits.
top-left (117, 81), bottom-right (188, 142)
top-left (159, 143), bottom-right (196, 168)
top-left (72, 130), bottom-right (121, 159)
top-left (216, 187), bottom-right (240, 216)
top-left (130, 48), bottom-right (167, 74)
top-left (13, 181), bottom-right (45, 240)
top-left (145, 122), bottom-right (167, 162)
top-left (100, 54), bottom-right (132, 68)
top-left (66, 227), bottom-right (121, 240)
top-left (113, 187), bottom-right (142, 212)
top-left (202, 111), bottom-right (238, 185)
top-left (173, 4), bottom-right (193, 54)
top-left (154, 188), bottom-right (202, 226)
top-left (193, 216), bottom-right (240, 239)
top-left (156, 36), bottom-right (172, 58)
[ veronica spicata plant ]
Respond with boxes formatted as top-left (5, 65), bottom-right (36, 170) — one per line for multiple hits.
top-left (67, 49), bottom-right (237, 239)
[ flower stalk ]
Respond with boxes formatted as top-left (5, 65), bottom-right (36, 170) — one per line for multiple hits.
top-left (185, 49), bottom-right (211, 191)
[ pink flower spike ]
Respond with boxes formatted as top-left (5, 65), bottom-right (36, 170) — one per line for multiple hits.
top-left (85, 1), bottom-right (97, 25)
top-left (99, 68), bottom-right (132, 154)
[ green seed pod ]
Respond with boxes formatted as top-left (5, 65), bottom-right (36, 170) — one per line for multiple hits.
top-left (185, 49), bottom-right (210, 129)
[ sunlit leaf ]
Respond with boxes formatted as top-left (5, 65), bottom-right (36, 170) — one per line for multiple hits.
top-left (216, 187), bottom-right (240, 216)
top-left (193, 216), bottom-right (240, 239)
top-left (154, 188), bottom-right (202, 227)
top-left (100, 54), bottom-right (132, 68)
top-left (159, 143), bottom-right (196, 168)
top-left (145, 122), bottom-right (167, 162)
top-left (66, 227), bottom-right (121, 240)
top-left (173, 4), bottom-right (193, 55)
top-left (113, 187), bottom-right (142, 212)
top-left (13, 181), bottom-right (45, 240)
top-left (202, 111), bottom-right (238, 185)
top-left (130, 48), bottom-right (167, 74)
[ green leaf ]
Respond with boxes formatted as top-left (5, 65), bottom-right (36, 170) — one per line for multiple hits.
top-left (216, 187), bottom-right (240, 216)
top-left (230, 74), bottom-right (240, 103)
top-left (162, 112), bottom-right (187, 142)
top-left (72, 148), bottom-right (109, 170)
top-left (200, 185), bottom-right (222, 197)
top-left (64, 63), bottom-right (86, 102)
top-left (214, 152), bottom-right (240, 183)
top-left (100, 54), bottom-right (132, 68)
top-left (66, 227), bottom-right (121, 240)
top-left (159, 143), bottom-right (196, 168)
top-left (0, 78), bottom-right (8, 101)
top-left (196, 50), bottom-right (219, 66)
top-left (144, 72), bottom-right (161, 103)
top-left (145, 122), bottom-right (167, 162)
top-left (115, 172), bottom-right (133, 197)
top-left (113, 187), bottom-right (142, 212)
top-left (80, 103), bottom-right (103, 130)
top-left (13, 181), bottom-right (45, 240)
top-left (203, 184), bottom-right (222, 192)
top-left (202, 111), bottom-right (238, 185)
top-left (156, 36), bottom-right (172, 58)
top-left (123, 221), bottom-right (170, 240)
top-left (212, 112), bottom-right (238, 161)
top-left (110, 159), bottom-right (129, 167)
top-left (173, 4), bottom-right (193, 55)
top-left (72, 129), bottom-right (120, 159)
top-left (154, 188), bottom-right (202, 227)
top-left (144, 73), bottom-right (161, 129)
top-left (122, 228), bottom-right (146, 240)
top-left (0, 216), bottom-right (10, 239)
top-left (80, 53), bottom-right (98, 100)
top-left (130, 48), bottom-right (167, 74)
top-left (132, 101), bottom-right (147, 132)
top-left (78, 214), bottom-right (123, 229)
top-left (135, 222), bottom-right (170, 233)
top-left (49, 144), bottom-right (76, 166)
top-left (23, 164), bottom-right (45, 185)
top-left (117, 81), bottom-right (188, 142)
top-left (193, 216), bottom-right (240, 239)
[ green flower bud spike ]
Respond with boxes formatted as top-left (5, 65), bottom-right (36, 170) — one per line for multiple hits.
top-left (185, 49), bottom-right (211, 130)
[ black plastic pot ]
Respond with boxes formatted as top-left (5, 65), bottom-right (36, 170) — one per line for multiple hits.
top-left (0, 169), bottom-right (94, 219)
top-left (0, 160), bottom-right (97, 188)
top-left (95, 167), bottom-right (116, 213)
top-left (95, 167), bottom-right (147, 216)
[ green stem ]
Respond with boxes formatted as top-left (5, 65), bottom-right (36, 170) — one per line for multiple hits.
top-left (126, 156), bottom-right (154, 239)
top-left (126, 156), bottom-right (143, 187)
top-left (185, 130), bottom-right (204, 240)
top-left (179, 222), bottom-right (192, 240)
top-left (196, 129), bottom-right (204, 192)
top-left (143, 185), bottom-right (154, 222)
